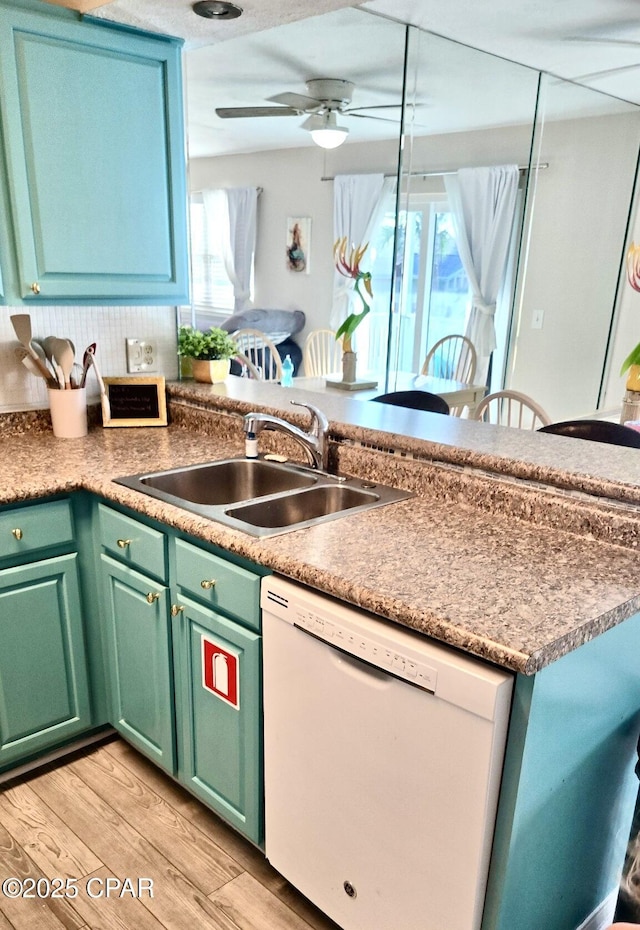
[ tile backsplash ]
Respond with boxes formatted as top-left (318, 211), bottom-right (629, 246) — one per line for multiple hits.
top-left (0, 305), bottom-right (179, 411)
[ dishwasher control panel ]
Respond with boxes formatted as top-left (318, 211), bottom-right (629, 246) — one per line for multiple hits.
top-left (262, 576), bottom-right (514, 723)
top-left (293, 607), bottom-right (438, 692)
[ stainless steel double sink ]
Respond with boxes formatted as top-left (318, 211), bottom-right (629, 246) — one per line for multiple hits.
top-left (116, 457), bottom-right (411, 537)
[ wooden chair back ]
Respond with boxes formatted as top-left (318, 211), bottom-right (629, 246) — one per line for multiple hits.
top-left (303, 329), bottom-right (342, 377)
top-left (232, 328), bottom-right (283, 381)
top-left (421, 334), bottom-right (477, 384)
top-left (471, 389), bottom-right (551, 429)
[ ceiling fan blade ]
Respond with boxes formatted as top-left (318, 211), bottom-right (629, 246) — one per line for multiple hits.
top-left (215, 106), bottom-right (300, 119)
top-left (347, 112), bottom-right (401, 124)
top-left (345, 104), bottom-right (404, 114)
top-left (267, 91), bottom-right (321, 110)
top-left (347, 111), bottom-right (430, 130)
top-left (566, 35), bottom-right (640, 48)
top-left (570, 61), bottom-right (640, 82)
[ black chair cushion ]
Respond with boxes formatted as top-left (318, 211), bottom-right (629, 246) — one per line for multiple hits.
top-left (372, 390), bottom-right (450, 415)
top-left (538, 419), bottom-right (640, 448)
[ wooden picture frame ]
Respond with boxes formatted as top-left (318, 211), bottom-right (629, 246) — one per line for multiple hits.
top-left (102, 376), bottom-right (167, 427)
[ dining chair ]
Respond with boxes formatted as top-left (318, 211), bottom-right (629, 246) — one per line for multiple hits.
top-left (471, 389), bottom-right (551, 429)
top-left (538, 419), bottom-right (640, 448)
top-left (372, 390), bottom-right (450, 415)
top-left (421, 335), bottom-right (478, 416)
top-left (421, 334), bottom-right (477, 384)
top-left (232, 328), bottom-right (284, 381)
top-left (235, 352), bottom-right (262, 380)
top-left (303, 329), bottom-right (342, 377)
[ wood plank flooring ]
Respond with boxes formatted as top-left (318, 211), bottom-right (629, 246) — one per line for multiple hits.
top-left (0, 738), bottom-right (341, 930)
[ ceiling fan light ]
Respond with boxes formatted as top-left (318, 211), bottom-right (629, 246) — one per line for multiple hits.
top-left (306, 111), bottom-right (349, 149)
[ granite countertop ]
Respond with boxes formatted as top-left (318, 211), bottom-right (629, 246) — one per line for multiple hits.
top-left (3, 380), bottom-right (640, 676)
top-left (167, 378), bottom-right (640, 503)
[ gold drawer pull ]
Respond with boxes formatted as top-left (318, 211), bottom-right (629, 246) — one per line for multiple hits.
top-left (11, 528), bottom-right (23, 540)
top-left (117, 538), bottom-right (131, 549)
top-left (146, 592), bottom-right (161, 604)
top-left (200, 579), bottom-right (216, 590)
top-left (171, 604), bottom-right (184, 617)
top-left (30, 282), bottom-right (40, 295)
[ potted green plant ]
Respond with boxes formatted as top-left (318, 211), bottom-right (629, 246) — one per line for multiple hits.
top-left (178, 325), bottom-right (238, 383)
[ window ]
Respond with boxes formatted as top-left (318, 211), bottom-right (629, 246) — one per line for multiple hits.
top-left (392, 196), bottom-right (471, 374)
top-left (386, 187), bottom-right (521, 391)
top-left (189, 195), bottom-right (235, 317)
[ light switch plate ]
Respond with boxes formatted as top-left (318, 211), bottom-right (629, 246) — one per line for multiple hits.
top-left (531, 308), bottom-right (544, 330)
top-left (126, 338), bottom-right (157, 372)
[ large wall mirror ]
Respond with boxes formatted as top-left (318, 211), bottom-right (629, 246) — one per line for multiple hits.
top-left (184, 7), bottom-right (640, 422)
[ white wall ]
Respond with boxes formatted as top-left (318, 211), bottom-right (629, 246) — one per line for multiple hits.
top-left (602, 192), bottom-right (640, 414)
top-left (190, 111), bottom-right (639, 421)
top-left (508, 111), bottom-right (640, 422)
top-left (0, 306), bottom-right (178, 412)
top-left (5, 109), bottom-right (633, 416)
top-left (188, 137), bottom-right (402, 337)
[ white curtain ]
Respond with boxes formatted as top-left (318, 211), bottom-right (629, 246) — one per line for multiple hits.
top-left (330, 173), bottom-right (393, 332)
top-left (202, 187), bottom-right (258, 314)
top-left (444, 165), bottom-right (519, 385)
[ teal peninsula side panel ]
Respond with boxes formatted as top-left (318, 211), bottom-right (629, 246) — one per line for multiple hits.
top-left (483, 611), bottom-right (640, 930)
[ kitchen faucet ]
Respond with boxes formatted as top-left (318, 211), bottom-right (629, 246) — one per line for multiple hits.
top-left (243, 401), bottom-right (329, 470)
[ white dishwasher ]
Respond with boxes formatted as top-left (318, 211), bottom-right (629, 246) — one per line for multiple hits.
top-left (261, 576), bottom-right (513, 930)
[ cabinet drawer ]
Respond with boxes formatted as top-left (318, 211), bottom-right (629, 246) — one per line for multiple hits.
top-left (175, 539), bottom-right (260, 631)
top-left (98, 504), bottom-right (167, 583)
top-left (0, 499), bottom-right (74, 561)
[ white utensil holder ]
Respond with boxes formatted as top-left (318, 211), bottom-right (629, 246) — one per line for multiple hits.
top-left (48, 387), bottom-right (88, 438)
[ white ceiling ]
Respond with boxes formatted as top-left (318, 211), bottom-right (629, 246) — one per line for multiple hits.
top-left (89, 0), bottom-right (640, 158)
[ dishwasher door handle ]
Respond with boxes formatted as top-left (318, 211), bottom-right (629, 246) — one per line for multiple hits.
top-left (329, 648), bottom-right (394, 689)
top-left (294, 621), bottom-right (404, 689)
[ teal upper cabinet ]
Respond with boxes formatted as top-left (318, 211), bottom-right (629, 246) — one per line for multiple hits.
top-left (0, 1), bottom-right (189, 304)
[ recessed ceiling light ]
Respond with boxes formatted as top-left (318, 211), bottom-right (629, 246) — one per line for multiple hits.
top-left (192, 1), bottom-right (242, 20)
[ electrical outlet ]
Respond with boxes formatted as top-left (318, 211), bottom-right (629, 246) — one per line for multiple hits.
top-left (126, 338), bottom-right (157, 373)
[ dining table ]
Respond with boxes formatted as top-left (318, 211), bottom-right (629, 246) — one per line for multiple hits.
top-left (292, 370), bottom-right (487, 411)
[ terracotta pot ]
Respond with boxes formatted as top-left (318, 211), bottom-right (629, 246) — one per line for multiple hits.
top-left (191, 358), bottom-right (231, 384)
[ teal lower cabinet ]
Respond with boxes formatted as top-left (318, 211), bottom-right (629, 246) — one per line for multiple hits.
top-left (96, 502), bottom-right (266, 845)
top-left (173, 595), bottom-right (262, 844)
top-left (0, 553), bottom-right (91, 767)
top-left (100, 554), bottom-right (175, 775)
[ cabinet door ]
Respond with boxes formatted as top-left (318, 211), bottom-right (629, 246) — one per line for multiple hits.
top-left (174, 595), bottom-right (263, 844)
top-left (101, 554), bottom-right (175, 774)
top-left (0, 6), bottom-right (188, 304)
top-left (0, 553), bottom-right (91, 767)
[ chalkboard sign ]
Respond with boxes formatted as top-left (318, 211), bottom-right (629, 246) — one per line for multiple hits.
top-left (102, 376), bottom-right (167, 427)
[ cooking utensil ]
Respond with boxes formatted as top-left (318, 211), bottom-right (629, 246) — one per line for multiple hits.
top-left (10, 315), bottom-right (51, 381)
top-left (86, 348), bottom-right (111, 419)
top-left (79, 343), bottom-right (97, 388)
top-left (20, 353), bottom-right (58, 388)
top-left (49, 337), bottom-right (75, 389)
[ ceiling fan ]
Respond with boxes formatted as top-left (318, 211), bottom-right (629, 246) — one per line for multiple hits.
top-left (215, 78), bottom-right (405, 148)
top-left (565, 24), bottom-right (640, 83)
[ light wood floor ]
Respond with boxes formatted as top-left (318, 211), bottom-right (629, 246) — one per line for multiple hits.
top-left (0, 737), bottom-right (342, 930)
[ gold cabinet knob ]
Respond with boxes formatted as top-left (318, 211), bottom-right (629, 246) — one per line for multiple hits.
top-left (30, 282), bottom-right (40, 294)
top-left (146, 592), bottom-right (161, 604)
top-left (117, 538), bottom-right (131, 549)
top-left (11, 528), bottom-right (23, 540)
top-left (170, 604), bottom-right (184, 617)
top-left (200, 579), bottom-right (216, 590)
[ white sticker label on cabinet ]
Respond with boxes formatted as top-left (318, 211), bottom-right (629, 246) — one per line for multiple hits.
top-left (202, 635), bottom-right (240, 709)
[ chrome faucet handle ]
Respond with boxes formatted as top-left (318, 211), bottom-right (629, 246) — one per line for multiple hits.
top-left (290, 401), bottom-right (329, 437)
